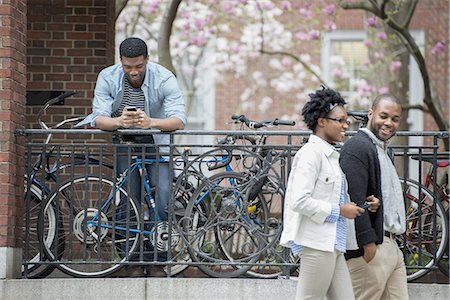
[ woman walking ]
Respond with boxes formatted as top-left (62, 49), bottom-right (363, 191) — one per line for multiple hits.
top-left (280, 87), bottom-right (379, 300)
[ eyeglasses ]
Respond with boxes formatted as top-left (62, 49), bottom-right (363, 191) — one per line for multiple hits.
top-left (324, 117), bottom-right (350, 125)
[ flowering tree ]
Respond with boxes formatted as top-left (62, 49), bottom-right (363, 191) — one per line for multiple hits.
top-left (339, 0), bottom-right (448, 136)
top-left (116, 0), bottom-right (448, 141)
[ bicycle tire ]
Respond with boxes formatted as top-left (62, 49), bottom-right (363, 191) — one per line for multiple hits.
top-left (181, 172), bottom-right (265, 278)
top-left (240, 174), bottom-right (298, 278)
top-left (22, 182), bottom-right (61, 278)
top-left (164, 175), bottom-right (208, 276)
top-left (39, 176), bottom-right (142, 277)
top-left (400, 178), bottom-right (448, 281)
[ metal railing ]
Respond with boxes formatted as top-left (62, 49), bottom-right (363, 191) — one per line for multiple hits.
top-left (16, 129), bottom-right (449, 282)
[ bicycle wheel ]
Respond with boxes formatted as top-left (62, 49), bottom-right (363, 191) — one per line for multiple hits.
top-left (400, 178), bottom-right (448, 281)
top-left (22, 182), bottom-right (61, 278)
top-left (240, 174), bottom-right (298, 278)
top-left (164, 175), bottom-right (208, 276)
top-left (181, 172), bottom-right (265, 278)
top-left (39, 176), bottom-right (142, 277)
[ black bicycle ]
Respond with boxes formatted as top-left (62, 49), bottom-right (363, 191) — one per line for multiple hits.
top-left (177, 115), bottom-right (297, 278)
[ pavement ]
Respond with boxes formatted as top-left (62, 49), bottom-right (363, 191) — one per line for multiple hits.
top-left (0, 276), bottom-right (448, 300)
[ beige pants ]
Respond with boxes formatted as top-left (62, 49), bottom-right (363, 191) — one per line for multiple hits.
top-left (296, 247), bottom-right (355, 300)
top-left (346, 237), bottom-right (408, 300)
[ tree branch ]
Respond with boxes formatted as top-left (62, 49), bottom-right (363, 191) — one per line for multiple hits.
top-left (260, 49), bottom-right (328, 86)
top-left (401, 0), bottom-right (418, 27)
top-left (338, 0), bottom-right (379, 15)
top-left (158, 0), bottom-right (182, 74)
top-left (115, 0), bottom-right (129, 19)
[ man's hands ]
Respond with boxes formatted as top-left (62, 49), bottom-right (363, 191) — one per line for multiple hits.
top-left (340, 202), bottom-right (365, 219)
top-left (120, 107), bottom-right (153, 129)
top-left (365, 195), bottom-right (380, 213)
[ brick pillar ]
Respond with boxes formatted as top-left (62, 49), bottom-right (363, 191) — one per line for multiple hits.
top-left (0, 0), bottom-right (27, 279)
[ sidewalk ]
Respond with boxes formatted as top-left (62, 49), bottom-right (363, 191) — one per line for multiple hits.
top-left (1, 277), bottom-right (449, 300)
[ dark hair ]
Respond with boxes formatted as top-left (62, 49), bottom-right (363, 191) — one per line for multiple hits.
top-left (119, 37), bottom-right (148, 58)
top-left (302, 86), bottom-right (346, 132)
top-left (372, 94), bottom-right (401, 109)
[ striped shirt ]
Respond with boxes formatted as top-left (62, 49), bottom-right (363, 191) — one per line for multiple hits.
top-left (288, 142), bottom-right (347, 255)
top-left (111, 77), bottom-right (145, 118)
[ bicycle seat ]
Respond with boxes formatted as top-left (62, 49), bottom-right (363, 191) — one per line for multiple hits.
top-left (411, 153), bottom-right (449, 167)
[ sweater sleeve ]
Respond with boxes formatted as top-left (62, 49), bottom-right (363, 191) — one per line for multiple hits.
top-left (339, 147), bottom-right (378, 247)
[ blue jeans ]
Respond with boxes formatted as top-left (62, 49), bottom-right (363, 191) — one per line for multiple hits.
top-left (114, 137), bottom-right (170, 262)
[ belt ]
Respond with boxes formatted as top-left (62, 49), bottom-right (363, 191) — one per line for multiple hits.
top-left (384, 231), bottom-right (396, 239)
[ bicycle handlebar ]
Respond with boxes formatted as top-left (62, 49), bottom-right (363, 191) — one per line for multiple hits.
top-left (37, 91), bottom-right (77, 130)
top-left (347, 111), bottom-right (369, 122)
top-left (231, 114), bottom-right (296, 129)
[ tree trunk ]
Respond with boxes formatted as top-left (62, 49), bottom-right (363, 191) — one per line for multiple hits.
top-left (157, 0), bottom-right (182, 74)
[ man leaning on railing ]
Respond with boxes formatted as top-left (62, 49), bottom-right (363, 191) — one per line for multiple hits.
top-left (76, 37), bottom-right (186, 277)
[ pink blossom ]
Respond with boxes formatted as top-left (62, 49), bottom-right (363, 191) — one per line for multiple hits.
top-left (363, 59), bottom-right (371, 67)
top-left (367, 16), bottom-right (378, 27)
top-left (333, 68), bottom-right (345, 80)
top-left (389, 60), bottom-right (402, 72)
top-left (208, 0), bottom-right (217, 4)
top-left (191, 36), bottom-right (207, 46)
top-left (430, 42), bottom-right (445, 55)
top-left (325, 21), bottom-right (336, 32)
top-left (238, 0), bottom-right (249, 4)
top-left (363, 40), bottom-right (373, 48)
top-left (378, 86), bottom-right (389, 94)
top-left (194, 19), bottom-right (206, 30)
top-left (294, 31), bottom-right (310, 41)
top-left (374, 51), bottom-right (384, 60)
top-left (220, 0), bottom-right (235, 14)
top-left (377, 31), bottom-right (387, 41)
top-left (280, 1), bottom-right (291, 10)
top-left (145, 0), bottom-right (160, 14)
top-left (180, 10), bottom-right (190, 18)
top-left (263, 2), bottom-right (275, 10)
top-left (323, 4), bottom-right (335, 16)
top-left (182, 23), bottom-right (190, 30)
top-left (281, 57), bottom-right (292, 66)
top-left (232, 46), bottom-right (241, 54)
top-left (358, 84), bottom-right (375, 98)
top-left (299, 8), bottom-right (313, 19)
top-left (308, 30), bottom-right (320, 40)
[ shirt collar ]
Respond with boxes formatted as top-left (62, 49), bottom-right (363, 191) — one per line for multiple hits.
top-left (308, 134), bottom-right (338, 157)
top-left (360, 128), bottom-right (390, 150)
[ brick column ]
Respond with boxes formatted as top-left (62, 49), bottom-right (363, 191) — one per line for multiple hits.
top-left (0, 0), bottom-right (27, 279)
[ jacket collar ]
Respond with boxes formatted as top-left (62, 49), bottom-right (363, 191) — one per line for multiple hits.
top-left (359, 128), bottom-right (390, 150)
top-left (308, 134), bottom-right (337, 157)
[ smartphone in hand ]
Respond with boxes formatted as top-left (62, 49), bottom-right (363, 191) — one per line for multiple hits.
top-left (125, 106), bottom-right (137, 112)
top-left (360, 202), bottom-right (371, 209)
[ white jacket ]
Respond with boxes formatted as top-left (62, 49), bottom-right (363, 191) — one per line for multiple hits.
top-left (280, 135), bottom-right (357, 252)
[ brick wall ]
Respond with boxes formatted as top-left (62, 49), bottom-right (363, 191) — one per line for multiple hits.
top-left (26, 0), bottom-right (115, 129)
top-left (411, 0), bottom-right (449, 132)
top-left (0, 0), bottom-right (27, 248)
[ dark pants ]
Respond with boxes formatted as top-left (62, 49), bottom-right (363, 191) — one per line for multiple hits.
top-left (114, 136), bottom-right (169, 262)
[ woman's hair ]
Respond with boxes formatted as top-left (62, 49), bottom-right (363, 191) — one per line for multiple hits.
top-left (119, 37), bottom-right (148, 58)
top-left (302, 86), bottom-right (346, 132)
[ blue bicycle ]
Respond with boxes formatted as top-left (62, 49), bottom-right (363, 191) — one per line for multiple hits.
top-left (37, 145), bottom-right (196, 277)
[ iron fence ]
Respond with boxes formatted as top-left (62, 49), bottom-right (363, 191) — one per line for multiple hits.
top-left (16, 129), bottom-right (449, 282)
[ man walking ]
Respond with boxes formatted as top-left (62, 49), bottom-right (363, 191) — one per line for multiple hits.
top-left (340, 94), bottom-right (408, 299)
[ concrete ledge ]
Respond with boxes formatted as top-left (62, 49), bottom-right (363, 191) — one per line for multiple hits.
top-left (0, 278), bottom-right (448, 300)
top-left (0, 247), bottom-right (22, 279)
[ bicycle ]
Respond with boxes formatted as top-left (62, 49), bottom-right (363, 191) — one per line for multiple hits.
top-left (22, 91), bottom-right (112, 278)
top-left (399, 152), bottom-right (449, 280)
top-left (177, 115), bottom-right (297, 278)
top-left (36, 137), bottom-right (198, 277)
